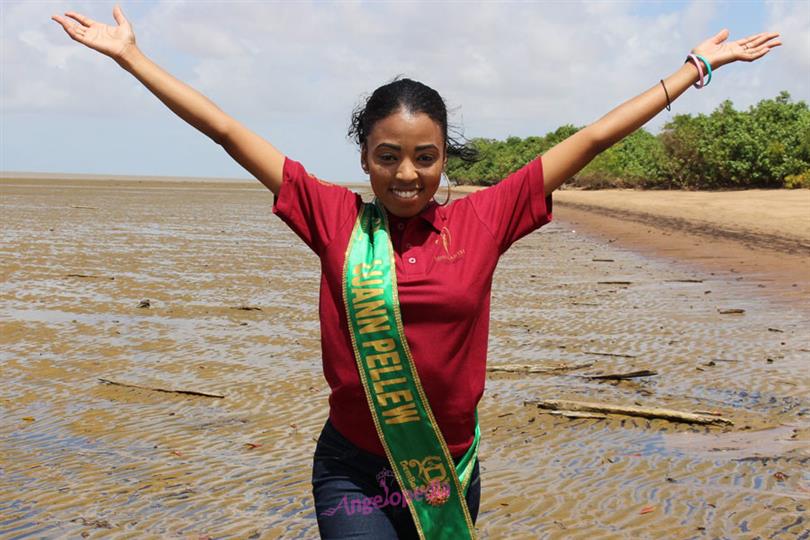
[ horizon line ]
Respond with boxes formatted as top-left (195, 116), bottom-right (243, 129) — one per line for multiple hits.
top-left (0, 170), bottom-right (369, 186)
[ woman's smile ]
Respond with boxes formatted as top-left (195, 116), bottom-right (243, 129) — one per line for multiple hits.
top-left (390, 185), bottom-right (422, 200)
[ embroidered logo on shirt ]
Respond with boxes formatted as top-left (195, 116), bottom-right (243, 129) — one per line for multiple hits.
top-left (434, 227), bottom-right (465, 262)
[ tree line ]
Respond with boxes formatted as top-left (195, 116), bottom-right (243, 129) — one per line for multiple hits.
top-left (447, 92), bottom-right (810, 189)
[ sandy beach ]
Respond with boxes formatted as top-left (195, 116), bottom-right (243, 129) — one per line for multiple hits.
top-left (552, 188), bottom-right (810, 306)
top-left (1, 178), bottom-right (808, 538)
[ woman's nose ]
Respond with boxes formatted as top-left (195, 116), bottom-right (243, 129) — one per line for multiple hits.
top-left (395, 159), bottom-right (418, 182)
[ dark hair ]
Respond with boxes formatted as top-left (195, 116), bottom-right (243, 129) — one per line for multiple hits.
top-left (348, 77), bottom-right (478, 163)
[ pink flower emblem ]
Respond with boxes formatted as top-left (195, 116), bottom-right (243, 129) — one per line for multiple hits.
top-left (425, 482), bottom-right (451, 506)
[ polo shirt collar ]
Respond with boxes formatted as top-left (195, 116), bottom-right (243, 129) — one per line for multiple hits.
top-left (417, 201), bottom-right (445, 232)
top-left (384, 201), bottom-right (445, 233)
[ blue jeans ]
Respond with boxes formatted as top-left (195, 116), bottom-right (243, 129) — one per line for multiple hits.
top-left (312, 419), bottom-right (481, 539)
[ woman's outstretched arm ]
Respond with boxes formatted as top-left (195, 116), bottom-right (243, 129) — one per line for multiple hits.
top-left (52, 6), bottom-right (285, 195)
top-left (541, 29), bottom-right (781, 196)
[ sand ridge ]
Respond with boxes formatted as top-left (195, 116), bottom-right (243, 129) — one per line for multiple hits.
top-left (553, 188), bottom-right (810, 255)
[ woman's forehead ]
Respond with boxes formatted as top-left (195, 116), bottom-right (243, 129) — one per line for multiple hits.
top-left (367, 110), bottom-right (444, 145)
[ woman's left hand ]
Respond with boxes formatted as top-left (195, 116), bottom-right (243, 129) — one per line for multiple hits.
top-left (693, 29), bottom-right (781, 70)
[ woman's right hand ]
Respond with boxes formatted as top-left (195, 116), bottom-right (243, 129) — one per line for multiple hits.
top-left (52, 5), bottom-right (136, 62)
top-left (50, 4), bottom-right (285, 195)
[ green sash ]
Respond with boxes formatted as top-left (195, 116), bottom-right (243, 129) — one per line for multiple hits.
top-left (342, 200), bottom-right (479, 539)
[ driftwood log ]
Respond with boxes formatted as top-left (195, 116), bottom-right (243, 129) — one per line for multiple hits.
top-left (584, 370), bottom-right (658, 380)
top-left (526, 399), bottom-right (732, 425)
top-left (98, 378), bottom-right (224, 399)
top-left (487, 362), bottom-right (593, 374)
top-left (547, 411), bottom-right (608, 419)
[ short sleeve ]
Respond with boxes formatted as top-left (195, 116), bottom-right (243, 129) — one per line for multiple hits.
top-left (466, 157), bottom-right (553, 254)
top-left (273, 157), bottom-right (360, 255)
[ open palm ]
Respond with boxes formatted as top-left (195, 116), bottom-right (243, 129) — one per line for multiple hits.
top-left (52, 5), bottom-right (135, 60)
top-left (693, 29), bottom-right (781, 69)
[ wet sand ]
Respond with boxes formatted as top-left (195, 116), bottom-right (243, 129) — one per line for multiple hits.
top-left (1, 179), bottom-right (808, 538)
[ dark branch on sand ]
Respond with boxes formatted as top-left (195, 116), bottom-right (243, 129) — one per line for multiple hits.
top-left (98, 378), bottom-right (224, 398)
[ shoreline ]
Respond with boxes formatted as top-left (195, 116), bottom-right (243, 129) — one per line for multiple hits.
top-left (7, 172), bottom-right (808, 199)
top-left (0, 172), bottom-right (370, 189)
top-left (1, 171), bottom-right (256, 184)
top-left (551, 191), bottom-right (810, 311)
top-left (551, 188), bottom-right (810, 247)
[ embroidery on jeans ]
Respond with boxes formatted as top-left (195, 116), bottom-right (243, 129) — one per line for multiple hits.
top-left (319, 466), bottom-right (451, 517)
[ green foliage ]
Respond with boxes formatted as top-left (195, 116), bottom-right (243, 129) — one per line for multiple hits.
top-left (660, 92), bottom-right (810, 188)
top-left (784, 170), bottom-right (810, 189)
top-left (448, 91), bottom-right (810, 190)
top-left (574, 129), bottom-right (666, 189)
top-left (446, 125), bottom-right (579, 185)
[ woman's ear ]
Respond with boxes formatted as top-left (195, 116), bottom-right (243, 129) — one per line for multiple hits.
top-left (361, 144), bottom-right (369, 174)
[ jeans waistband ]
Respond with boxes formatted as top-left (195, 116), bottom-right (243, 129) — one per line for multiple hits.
top-left (319, 418), bottom-right (470, 466)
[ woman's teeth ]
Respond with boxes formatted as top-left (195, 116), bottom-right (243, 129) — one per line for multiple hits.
top-left (392, 188), bottom-right (419, 200)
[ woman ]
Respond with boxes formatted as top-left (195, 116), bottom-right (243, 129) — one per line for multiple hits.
top-left (52, 6), bottom-right (780, 539)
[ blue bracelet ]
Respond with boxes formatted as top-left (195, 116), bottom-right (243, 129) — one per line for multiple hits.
top-left (694, 54), bottom-right (712, 87)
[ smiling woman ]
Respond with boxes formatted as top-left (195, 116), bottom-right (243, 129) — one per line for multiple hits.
top-left (364, 109), bottom-right (445, 217)
top-left (350, 77), bottom-right (480, 217)
top-left (50, 5), bottom-right (781, 539)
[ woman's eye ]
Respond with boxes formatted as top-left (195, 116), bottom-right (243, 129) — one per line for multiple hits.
top-left (379, 154), bottom-right (397, 162)
top-left (418, 155), bottom-right (437, 163)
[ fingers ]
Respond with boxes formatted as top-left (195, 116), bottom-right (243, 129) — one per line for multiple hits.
top-left (64, 11), bottom-right (97, 27)
top-left (112, 4), bottom-right (128, 26)
top-left (750, 40), bottom-right (782, 59)
top-left (739, 37), bottom-right (782, 62)
top-left (740, 32), bottom-right (768, 42)
top-left (737, 32), bottom-right (781, 61)
top-left (51, 14), bottom-right (87, 42)
top-left (746, 44), bottom-right (780, 62)
top-left (751, 32), bottom-right (780, 48)
top-left (712, 28), bottom-right (729, 44)
top-left (738, 32), bottom-right (779, 49)
top-left (758, 32), bottom-right (779, 44)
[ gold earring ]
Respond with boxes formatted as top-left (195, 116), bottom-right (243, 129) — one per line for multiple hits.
top-left (435, 173), bottom-right (452, 206)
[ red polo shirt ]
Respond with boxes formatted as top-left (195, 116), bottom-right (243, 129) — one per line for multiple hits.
top-left (273, 157), bottom-right (551, 457)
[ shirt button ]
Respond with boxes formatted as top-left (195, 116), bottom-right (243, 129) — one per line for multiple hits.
top-left (405, 243), bottom-right (413, 249)
top-left (407, 257), bottom-right (417, 264)
top-left (396, 222), bottom-right (405, 231)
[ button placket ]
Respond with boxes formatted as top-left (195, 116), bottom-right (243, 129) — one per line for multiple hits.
top-left (394, 219), bottom-right (433, 276)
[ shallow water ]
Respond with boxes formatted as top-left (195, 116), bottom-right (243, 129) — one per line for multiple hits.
top-left (1, 181), bottom-right (808, 538)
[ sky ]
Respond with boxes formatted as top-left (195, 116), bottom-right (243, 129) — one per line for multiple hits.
top-left (2, 0), bottom-right (808, 183)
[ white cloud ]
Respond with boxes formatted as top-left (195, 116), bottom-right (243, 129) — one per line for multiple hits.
top-left (766, 0), bottom-right (810, 72)
top-left (2, 0), bottom-right (808, 177)
top-left (18, 28), bottom-right (80, 70)
top-left (1, 0), bottom-right (156, 113)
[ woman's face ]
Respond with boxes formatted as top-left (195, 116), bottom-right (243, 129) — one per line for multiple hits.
top-left (362, 109), bottom-right (446, 218)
